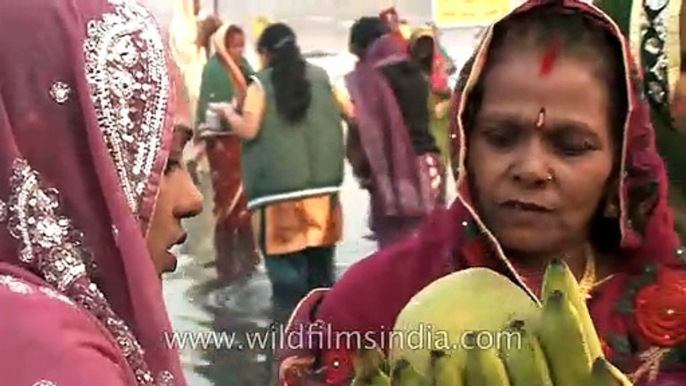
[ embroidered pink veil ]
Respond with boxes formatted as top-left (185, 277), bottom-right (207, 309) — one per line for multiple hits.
top-left (0, 0), bottom-right (185, 384)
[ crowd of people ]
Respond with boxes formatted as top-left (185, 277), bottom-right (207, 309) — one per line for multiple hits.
top-left (0, 0), bottom-right (685, 385)
top-left (168, 1), bottom-right (458, 325)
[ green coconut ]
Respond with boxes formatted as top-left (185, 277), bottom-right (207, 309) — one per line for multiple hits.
top-left (388, 268), bottom-right (541, 376)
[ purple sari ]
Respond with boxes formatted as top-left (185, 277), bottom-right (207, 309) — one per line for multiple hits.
top-left (345, 34), bottom-right (445, 248)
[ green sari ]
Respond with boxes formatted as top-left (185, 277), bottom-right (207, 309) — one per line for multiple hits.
top-left (195, 54), bottom-right (254, 126)
top-left (596, 0), bottom-right (686, 237)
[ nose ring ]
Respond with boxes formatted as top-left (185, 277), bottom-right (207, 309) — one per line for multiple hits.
top-left (545, 173), bottom-right (554, 182)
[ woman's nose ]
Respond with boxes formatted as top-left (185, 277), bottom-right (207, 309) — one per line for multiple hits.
top-left (510, 140), bottom-right (552, 187)
top-left (175, 170), bottom-right (204, 219)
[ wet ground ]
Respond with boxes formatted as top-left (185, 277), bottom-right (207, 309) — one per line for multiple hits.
top-left (164, 161), bottom-right (377, 386)
top-left (163, 30), bottom-right (477, 386)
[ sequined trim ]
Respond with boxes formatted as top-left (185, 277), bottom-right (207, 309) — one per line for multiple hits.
top-left (156, 371), bottom-right (175, 386)
top-left (32, 381), bottom-right (57, 386)
top-left (4, 158), bottom-right (88, 291)
top-left (38, 286), bottom-right (75, 306)
top-left (49, 82), bottom-right (71, 104)
top-left (0, 199), bottom-right (7, 222)
top-left (0, 274), bottom-right (33, 294)
top-left (84, 0), bottom-right (169, 218)
top-left (0, 274), bottom-right (75, 308)
top-left (0, 158), bottom-right (172, 386)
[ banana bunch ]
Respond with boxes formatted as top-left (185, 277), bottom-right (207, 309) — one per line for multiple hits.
top-left (350, 261), bottom-right (634, 385)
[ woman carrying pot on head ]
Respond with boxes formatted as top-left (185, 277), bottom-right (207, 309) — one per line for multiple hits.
top-left (276, 1), bottom-right (686, 385)
top-left (213, 23), bottom-right (351, 324)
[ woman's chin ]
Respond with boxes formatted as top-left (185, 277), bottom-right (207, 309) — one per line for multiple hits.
top-left (496, 229), bottom-right (560, 257)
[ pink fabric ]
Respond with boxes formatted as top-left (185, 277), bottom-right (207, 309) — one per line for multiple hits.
top-left (277, 1), bottom-right (686, 385)
top-left (344, 34), bottom-right (441, 220)
top-left (0, 0), bottom-right (185, 385)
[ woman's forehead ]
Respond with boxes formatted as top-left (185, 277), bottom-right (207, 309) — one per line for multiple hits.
top-left (481, 51), bottom-right (607, 105)
top-left (476, 52), bottom-right (610, 135)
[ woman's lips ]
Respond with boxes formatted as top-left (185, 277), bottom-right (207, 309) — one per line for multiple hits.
top-left (500, 199), bottom-right (553, 212)
top-left (163, 233), bottom-right (186, 273)
top-left (163, 250), bottom-right (178, 273)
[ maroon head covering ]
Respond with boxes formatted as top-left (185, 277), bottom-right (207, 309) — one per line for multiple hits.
top-left (0, 0), bottom-right (185, 384)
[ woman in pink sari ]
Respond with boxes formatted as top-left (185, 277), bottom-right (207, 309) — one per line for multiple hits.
top-left (277, 1), bottom-right (686, 385)
top-left (0, 0), bottom-right (202, 385)
top-left (345, 17), bottom-right (446, 248)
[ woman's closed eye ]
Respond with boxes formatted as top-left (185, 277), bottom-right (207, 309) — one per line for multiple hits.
top-left (548, 129), bottom-right (601, 157)
top-left (479, 125), bottom-right (522, 149)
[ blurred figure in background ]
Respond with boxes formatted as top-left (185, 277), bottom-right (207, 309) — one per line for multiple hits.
top-left (168, 0), bottom-right (219, 121)
top-left (594, 0), bottom-right (686, 237)
top-left (215, 23), bottom-right (348, 324)
top-left (409, 25), bottom-right (454, 195)
top-left (195, 23), bottom-right (261, 285)
top-left (167, 0), bottom-right (221, 260)
top-left (379, 7), bottom-right (409, 50)
top-left (345, 17), bottom-right (445, 248)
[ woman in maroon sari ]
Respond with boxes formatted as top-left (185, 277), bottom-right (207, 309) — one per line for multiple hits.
top-left (0, 0), bottom-right (202, 384)
top-left (345, 17), bottom-right (445, 248)
top-left (277, 1), bottom-right (686, 385)
top-left (196, 24), bottom-right (260, 284)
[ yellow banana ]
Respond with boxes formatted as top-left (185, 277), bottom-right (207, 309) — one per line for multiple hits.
top-left (537, 290), bottom-right (593, 386)
top-left (541, 259), bottom-right (604, 360)
top-left (391, 358), bottom-right (430, 386)
top-left (500, 320), bottom-right (552, 386)
top-left (429, 350), bottom-right (463, 386)
top-left (352, 347), bottom-right (390, 386)
top-left (463, 334), bottom-right (509, 386)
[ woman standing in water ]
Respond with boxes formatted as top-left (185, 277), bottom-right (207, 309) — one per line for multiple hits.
top-left (345, 17), bottom-right (445, 248)
top-left (215, 23), bottom-right (349, 324)
top-left (0, 0), bottom-right (203, 384)
top-left (195, 23), bottom-right (260, 285)
top-left (278, 1), bottom-right (686, 384)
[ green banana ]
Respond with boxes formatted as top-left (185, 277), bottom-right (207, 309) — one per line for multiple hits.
top-left (391, 358), bottom-right (430, 386)
top-left (352, 371), bottom-right (392, 386)
top-left (537, 290), bottom-right (593, 386)
top-left (429, 350), bottom-right (463, 386)
top-left (590, 358), bottom-right (619, 386)
top-left (541, 259), bottom-right (604, 360)
top-left (463, 333), bottom-right (510, 386)
top-left (352, 348), bottom-right (391, 386)
top-left (367, 371), bottom-right (392, 386)
top-left (500, 320), bottom-right (552, 386)
top-left (590, 357), bottom-right (634, 386)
